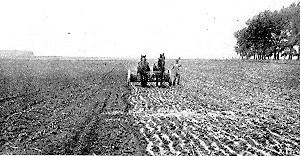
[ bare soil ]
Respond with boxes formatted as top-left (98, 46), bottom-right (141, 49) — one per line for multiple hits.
top-left (129, 59), bottom-right (300, 155)
top-left (0, 59), bottom-right (145, 155)
top-left (1, 59), bottom-right (300, 155)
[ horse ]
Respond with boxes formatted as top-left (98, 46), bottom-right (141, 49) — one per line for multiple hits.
top-left (155, 53), bottom-right (165, 86)
top-left (137, 55), bottom-right (150, 87)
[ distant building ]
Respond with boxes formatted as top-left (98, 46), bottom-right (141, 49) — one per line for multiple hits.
top-left (0, 50), bottom-right (34, 58)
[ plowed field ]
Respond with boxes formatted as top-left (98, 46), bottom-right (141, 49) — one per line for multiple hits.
top-left (0, 59), bottom-right (143, 155)
top-left (1, 59), bottom-right (300, 155)
top-left (129, 60), bottom-right (300, 155)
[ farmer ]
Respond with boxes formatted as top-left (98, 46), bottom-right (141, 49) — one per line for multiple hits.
top-left (137, 55), bottom-right (150, 87)
top-left (172, 57), bottom-right (182, 85)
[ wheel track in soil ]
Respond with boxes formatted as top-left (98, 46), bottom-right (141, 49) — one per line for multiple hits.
top-left (1, 64), bottom-right (143, 155)
top-left (75, 65), bottom-right (143, 155)
top-left (63, 68), bottom-right (116, 154)
top-left (128, 83), bottom-right (300, 156)
top-left (44, 65), bottom-right (143, 155)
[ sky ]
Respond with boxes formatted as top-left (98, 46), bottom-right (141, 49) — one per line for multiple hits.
top-left (0, 0), bottom-right (298, 59)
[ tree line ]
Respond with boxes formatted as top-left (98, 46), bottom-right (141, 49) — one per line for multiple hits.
top-left (234, 2), bottom-right (300, 60)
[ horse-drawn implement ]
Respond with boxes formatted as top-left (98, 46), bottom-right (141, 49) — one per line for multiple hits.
top-left (127, 69), bottom-right (173, 86)
top-left (127, 53), bottom-right (173, 87)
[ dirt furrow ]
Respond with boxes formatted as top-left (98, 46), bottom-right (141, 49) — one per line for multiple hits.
top-left (128, 83), bottom-right (300, 155)
top-left (1, 61), bottom-right (144, 155)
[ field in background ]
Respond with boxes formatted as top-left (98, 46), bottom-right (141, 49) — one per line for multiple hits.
top-left (0, 58), bottom-right (300, 155)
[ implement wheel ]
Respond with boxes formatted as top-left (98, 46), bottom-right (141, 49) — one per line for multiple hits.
top-left (168, 70), bottom-right (172, 86)
top-left (127, 69), bottom-right (131, 86)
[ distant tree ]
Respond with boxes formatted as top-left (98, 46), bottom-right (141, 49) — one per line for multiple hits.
top-left (284, 2), bottom-right (300, 60)
top-left (234, 2), bottom-right (300, 61)
top-left (234, 27), bottom-right (253, 59)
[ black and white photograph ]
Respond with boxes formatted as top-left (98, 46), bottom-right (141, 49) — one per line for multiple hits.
top-left (0, 0), bottom-right (300, 155)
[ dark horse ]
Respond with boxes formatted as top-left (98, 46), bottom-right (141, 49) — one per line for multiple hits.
top-left (153, 53), bottom-right (165, 86)
top-left (137, 55), bottom-right (150, 87)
